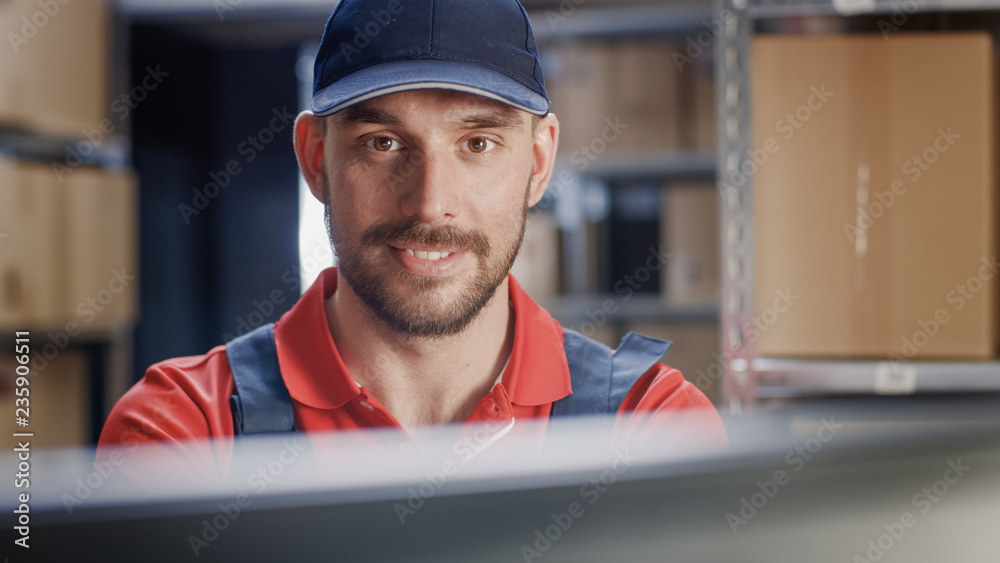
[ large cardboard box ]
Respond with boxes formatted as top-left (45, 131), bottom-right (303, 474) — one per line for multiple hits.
top-left (0, 160), bottom-right (65, 329)
top-left (0, 162), bottom-right (138, 331)
top-left (753, 34), bottom-right (998, 359)
top-left (0, 0), bottom-right (109, 136)
top-left (661, 183), bottom-right (719, 305)
top-left (64, 168), bottom-right (139, 330)
top-left (544, 40), bottom-right (681, 159)
top-left (0, 349), bottom-right (91, 449)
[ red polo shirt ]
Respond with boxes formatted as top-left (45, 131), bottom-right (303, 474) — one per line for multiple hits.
top-left (98, 268), bottom-right (726, 477)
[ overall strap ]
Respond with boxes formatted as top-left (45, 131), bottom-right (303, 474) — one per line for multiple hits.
top-left (551, 328), bottom-right (672, 418)
top-left (225, 323), bottom-right (296, 435)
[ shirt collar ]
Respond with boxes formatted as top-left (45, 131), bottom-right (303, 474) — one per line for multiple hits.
top-left (273, 268), bottom-right (572, 410)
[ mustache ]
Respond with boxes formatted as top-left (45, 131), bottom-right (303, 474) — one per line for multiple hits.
top-left (361, 220), bottom-right (491, 257)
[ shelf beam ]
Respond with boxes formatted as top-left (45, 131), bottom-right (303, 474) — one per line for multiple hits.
top-left (754, 358), bottom-right (1000, 397)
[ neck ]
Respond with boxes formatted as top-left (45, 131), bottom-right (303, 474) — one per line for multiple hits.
top-left (325, 272), bottom-right (514, 428)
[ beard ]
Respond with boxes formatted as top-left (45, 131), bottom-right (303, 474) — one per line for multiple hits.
top-left (323, 173), bottom-right (530, 339)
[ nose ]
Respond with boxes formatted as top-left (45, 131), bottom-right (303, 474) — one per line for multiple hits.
top-left (396, 147), bottom-right (461, 224)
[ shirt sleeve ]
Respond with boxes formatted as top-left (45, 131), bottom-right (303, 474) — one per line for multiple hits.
top-left (96, 349), bottom-right (237, 480)
top-left (615, 363), bottom-right (730, 451)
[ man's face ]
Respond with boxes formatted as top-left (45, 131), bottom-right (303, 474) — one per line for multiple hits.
top-left (320, 90), bottom-right (539, 339)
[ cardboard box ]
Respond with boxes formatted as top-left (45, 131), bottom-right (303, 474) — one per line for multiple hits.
top-left (64, 168), bottom-right (139, 330)
top-left (681, 59), bottom-right (717, 151)
top-left (0, 0), bottom-right (109, 136)
top-left (753, 34), bottom-right (998, 359)
top-left (511, 210), bottom-right (561, 302)
top-left (628, 323), bottom-right (721, 404)
top-left (0, 349), bottom-right (91, 449)
top-left (607, 41), bottom-right (682, 154)
top-left (661, 183), bottom-right (719, 305)
top-left (544, 40), bottom-right (681, 158)
top-left (544, 42), bottom-right (615, 157)
top-left (0, 160), bottom-right (65, 329)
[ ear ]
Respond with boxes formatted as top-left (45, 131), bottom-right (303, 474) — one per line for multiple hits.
top-left (294, 111), bottom-right (327, 204)
top-left (527, 113), bottom-right (559, 208)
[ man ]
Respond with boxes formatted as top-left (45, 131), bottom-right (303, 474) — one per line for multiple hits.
top-left (98, 0), bottom-right (726, 475)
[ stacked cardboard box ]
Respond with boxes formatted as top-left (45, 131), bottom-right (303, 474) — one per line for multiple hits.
top-left (511, 211), bottom-right (561, 302)
top-left (0, 159), bottom-right (137, 331)
top-left (544, 40), bottom-right (684, 159)
top-left (0, 159), bottom-right (65, 328)
top-left (661, 183), bottom-right (719, 305)
top-left (0, 349), bottom-right (90, 449)
top-left (753, 33), bottom-right (998, 359)
top-left (0, 0), bottom-right (109, 137)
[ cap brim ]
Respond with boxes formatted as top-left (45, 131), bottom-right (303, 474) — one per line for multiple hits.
top-left (311, 60), bottom-right (549, 117)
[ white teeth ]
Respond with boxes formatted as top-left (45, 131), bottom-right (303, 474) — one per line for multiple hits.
top-left (404, 249), bottom-right (452, 261)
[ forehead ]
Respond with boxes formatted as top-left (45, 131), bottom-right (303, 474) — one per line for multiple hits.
top-left (332, 89), bottom-right (529, 130)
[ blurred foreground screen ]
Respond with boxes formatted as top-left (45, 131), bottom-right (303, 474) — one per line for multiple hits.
top-left (3, 398), bottom-right (1000, 562)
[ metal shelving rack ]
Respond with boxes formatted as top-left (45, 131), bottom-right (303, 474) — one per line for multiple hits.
top-left (715, 0), bottom-right (1000, 412)
top-left (531, 3), bottom-right (721, 331)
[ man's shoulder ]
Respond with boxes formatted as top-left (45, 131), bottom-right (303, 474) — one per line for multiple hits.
top-left (148, 344), bottom-right (230, 374)
top-left (98, 343), bottom-right (237, 452)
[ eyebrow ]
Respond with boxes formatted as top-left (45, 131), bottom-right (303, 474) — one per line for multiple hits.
top-left (333, 101), bottom-right (527, 131)
top-left (333, 106), bottom-right (402, 127)
top-left (456, 108), bottom-right (526, 131)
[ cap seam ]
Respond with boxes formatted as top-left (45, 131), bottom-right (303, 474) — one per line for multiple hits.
top-left (514, 0), bottom-right (544, 93)
top-left (428, 0), bottom-right (436, 57)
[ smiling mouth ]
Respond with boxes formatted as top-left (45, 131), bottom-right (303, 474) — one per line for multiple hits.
top-left (402, 248), bottom-right (453, 261)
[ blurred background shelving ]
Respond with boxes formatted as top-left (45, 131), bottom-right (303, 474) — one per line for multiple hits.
top-left (715, 0), bottom-right (1000, 412)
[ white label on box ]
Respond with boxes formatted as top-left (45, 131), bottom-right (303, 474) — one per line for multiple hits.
top-left (832, 0), bottom-right (876, 15)
top-left (874, 362), bottom-right (917, 395)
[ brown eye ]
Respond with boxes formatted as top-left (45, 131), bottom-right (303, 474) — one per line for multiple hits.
top-left (465, 137), bottom-right (494, 153)
top-left (367, 136), bottom-right (401, 152)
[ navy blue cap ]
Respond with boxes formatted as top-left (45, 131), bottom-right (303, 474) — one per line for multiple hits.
top-left (311, 0), bottom-right (549, 117)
